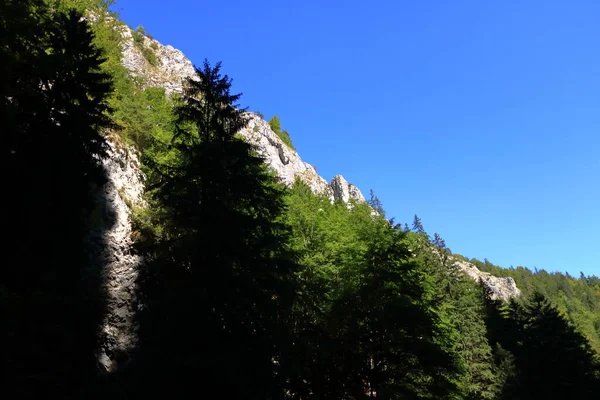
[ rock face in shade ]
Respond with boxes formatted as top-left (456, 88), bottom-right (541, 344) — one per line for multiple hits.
top-left (85, 142), bottom-right (145, 371)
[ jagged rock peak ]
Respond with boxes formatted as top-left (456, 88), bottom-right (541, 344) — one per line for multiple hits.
top-left (331, 175), bottom-right (365, 204)
top-left (454, 259), bottom-right (521, 301)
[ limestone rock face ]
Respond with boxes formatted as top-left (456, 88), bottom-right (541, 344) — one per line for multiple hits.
top-left (238, 115), bottom-right (335, 198)
top-left (454, 259), bottom-right (521, 301)
top-left (330, 175), bottom-right (366, 204)
top-left (86, 142), bottom-right (146, 371)
top-left (120, 27), bottom-right (364, 202)
top-left (121, 28), bottom-right (195, 95)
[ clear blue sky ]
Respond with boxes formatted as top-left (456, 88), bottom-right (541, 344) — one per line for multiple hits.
top-left (111, 0), bottom-right (600, 277)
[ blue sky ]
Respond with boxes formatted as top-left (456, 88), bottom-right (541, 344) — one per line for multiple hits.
top-left (112, 0), bottom-right (600, 276)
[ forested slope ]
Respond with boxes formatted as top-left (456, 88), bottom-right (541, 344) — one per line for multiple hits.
top-left (3, 1), bottom-right (600, 399)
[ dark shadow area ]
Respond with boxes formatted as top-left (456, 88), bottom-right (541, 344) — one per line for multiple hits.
top-left (1, 0), bottom-right (121, 397)
top-left (2, 161), bottom-right (117, 397)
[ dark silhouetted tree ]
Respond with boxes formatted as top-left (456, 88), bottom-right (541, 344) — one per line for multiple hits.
top-left (2, 1), bottom-right (113, 396)
top-left (133, 60), bottom-right (297, 399)
top-left (516, 292), bottom-right (600, 399)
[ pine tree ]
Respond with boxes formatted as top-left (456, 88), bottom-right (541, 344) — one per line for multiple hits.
top-left (368, 189), bottom-right (385, 215)
top-left (133, 60), bottom-right (297, 399)
top-left (407, 224), bottom-right (500, 399)
top-left (412, 214), bottom-right (425, 234)
top-left (269, 114), bottom-right (282, 134)
top-left (451, 280), bottom-right (501, 399)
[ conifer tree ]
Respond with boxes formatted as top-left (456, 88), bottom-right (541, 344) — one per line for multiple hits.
top-left (412, 214), bottom-right (425, 234)
top-left (134, 60), bottom-right (297, 399)
top-left (515, 292), bottom-right (600, 399)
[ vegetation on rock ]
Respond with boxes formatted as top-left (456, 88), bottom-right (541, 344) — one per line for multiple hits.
top-left (269, 114), bottom-right (295, 149)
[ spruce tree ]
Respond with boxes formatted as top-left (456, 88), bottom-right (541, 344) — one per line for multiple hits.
top-left (408, 223), bottom-right (500, 399)
top-left (134, 60), bottom-right (297, 399)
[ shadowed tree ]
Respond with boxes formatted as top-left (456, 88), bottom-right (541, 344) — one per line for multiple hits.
top-left (484, 289), bottom-right (600, 399)
top-left (515, 292), bottom-right (600, 399)
top-left (132, 60), bottom-right (297, 399)
top-left (2, 1), bottom-right (114, 396)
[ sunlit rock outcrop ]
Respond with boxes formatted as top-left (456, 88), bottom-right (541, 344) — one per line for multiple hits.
top-left (120, 27), bottom-right (364, 202)
top-left (86, 141), bottom-right (145, 371)
top-left (454, 259), bottom-right (521, 301)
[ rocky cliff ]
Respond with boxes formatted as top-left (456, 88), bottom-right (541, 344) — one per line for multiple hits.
top-left (117, 25), bottom-right (522, 300)
top-left (454, 259), bottom-right (521, 301)
top-left (87, 141), bottom-right (145, 371)
top-left (121, 27), bottom-right (365, 203)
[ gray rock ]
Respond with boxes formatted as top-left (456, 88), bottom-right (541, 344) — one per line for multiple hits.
top-left (453, 259), bottom-right (521, 301)
top-left (330, 175), bottom-right (365, 204)
top-left (86, 142), bottom-right (146, 371)
top-left (121, 28), bottom-right (195, 95)
top-left (120, 27), bottom-right (364, 202)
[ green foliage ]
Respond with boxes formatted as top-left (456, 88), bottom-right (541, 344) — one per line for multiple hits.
top-left (268, 114), bottom-right (282, 133)
top-left (7, 3), bottom-right (600, 398)
top-left (112, 85), bottom-right (175, 151)
top-left (405, 222), bottom-right (501, 399)
top-left (268, 114), bottom-right (295, 149)
top-left (465, 256), bottom-right (600, 351)
top-left (134, 24), bottom-right (146, 35)
top-left (284, 183), bottom-right (463, 398)
top-left (47, 0), bottom-right (162, 150)
top-left (451, 280), bottom-right (501, 399)
top-left (132, 24), bottom-right (159, 66)
top-left (368, 189), bottom-right (385, 215)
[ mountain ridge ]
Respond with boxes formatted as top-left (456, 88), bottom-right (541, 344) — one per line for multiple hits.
top-left (92, 21), bottom-right (523, 368)
top-left (120, 26), bottom-right (366, 204)
top-left (109, 23), bottom-right (521, 301)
